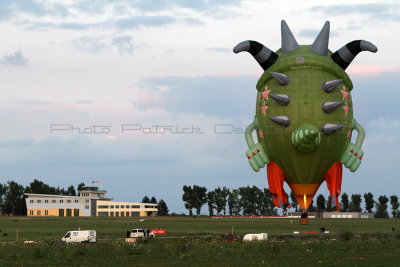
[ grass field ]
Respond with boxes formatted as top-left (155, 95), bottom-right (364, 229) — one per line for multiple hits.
top-left (0, 216), bottom-right (400, 266)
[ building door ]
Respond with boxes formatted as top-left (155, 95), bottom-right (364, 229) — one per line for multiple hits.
top-left (59, 209), bottom-right (64, 217)
top-left (66, 209), bottom-right (72, 216)
top-left (74, 209), bottom-right (79, 217)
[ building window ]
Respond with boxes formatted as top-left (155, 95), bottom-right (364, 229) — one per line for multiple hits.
top-left (67, 200), bottom-right (71, 203)
top-left (85, 206), bottom-right (89, 209)
top-left (45, 210), bottom-right (48, 215)
top-left (37, 200), bottom-right (41, 203)
top-left (30, 200), bottom-right (34, 203)
top-left (37, 210), bottom-right (41, 215)
top-left (85, 200), bottom-right (89, 203)
top-left (115, 212), bottom-right (119, 217)
top-left (110, 212), bottom-right (114, 217)
top-left (145, 205), bottom-right (156, 209)
top-left (131, 205), bottom-right (140, 209)
top-left (98, 212), bottom-right (108, 217)
top-left (121, 212), bottom-right (124, 217)
top-left (29, 210), bottom-right (34, 215)
top-left (52, 200), bottom-right (56, 203)
top-left (60, 200), bottom-right (63, 203)
top-left (75, 200), bottom-right (79, 203)
top-left (116, 205), bottom-right (119, 208)
top-left (45, 200), bottom-right (48, 203)
top-left (121, 205), bottom-right (125, 208)
top-left (98, 205), bottom-right (109, 209)
top-left (110, 205), bottom-right (114, 209)
top-left (131, 212), bottom-right (140, 216)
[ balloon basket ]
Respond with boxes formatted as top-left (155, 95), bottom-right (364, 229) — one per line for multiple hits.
top-left (300, 217), bottom-right (309, 225)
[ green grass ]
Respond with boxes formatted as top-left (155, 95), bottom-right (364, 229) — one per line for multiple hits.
top-left (0, 216), bottom-right (400, 266)
top-left (0, 216), bottom-right (399, 241)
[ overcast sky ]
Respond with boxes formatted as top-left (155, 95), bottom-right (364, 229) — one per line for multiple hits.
top-left (0, 0), bottom-right (399, 214)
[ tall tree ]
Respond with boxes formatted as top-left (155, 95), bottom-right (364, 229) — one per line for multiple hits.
top-left (150, 196), bottom-right (157, 204)
top-left (390, 195), bottom-right (399, 218)
top-left (66, 185), bottom-right (76, 196)
top-left (214, 187), bottom-right (225, 215)
top-left (340, 193), bottom-right (349, 212)
top-left (349, 194), bottom-right (362, 212)
top-left (192, 185), bottom-right (207, 216)
top-left (207, 191), bottom-right (216, 216)
top-left (253, 186), bottom-right (264, 215)
top-left (364, 192), bottom-right (374, 213)
top-left (238, 186), bottom-right (261, 215)
top-left (77, 183), bottom-right (85, 193)
top-left (326, 195), bottom-right (335, 212)
top-left (228, 189), bottom-right (241, 216)
top-left (263, 188), bottom-right (277, 215)
top-left (0, 183), bottom-right (8, 215)
top-left (221, 187), bottom-right (229, 216)
top-left (157, 199), bottom-right (169, 216)
top-left (25, 179), bottom-right (51, 194)
top-left (290, 191), bottom-right (298, 212)
top-left (316, 194), bottom-right (326, 210)
top-left (375, 195), bottom-right (389, 218)
top-left (308, 200), bottom-right (316, 212)
top-left (182, 185), bottom-right (194, 216)
top-left (4, 181), bottom-right (25, 215)
top-left (142, 196), bottom-right (150, 203)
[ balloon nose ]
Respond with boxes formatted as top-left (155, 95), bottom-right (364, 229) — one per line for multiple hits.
top-left (292, 124), bottom-right (321, 153)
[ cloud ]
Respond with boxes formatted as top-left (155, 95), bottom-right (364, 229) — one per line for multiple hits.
top-left (134, 74), bottom-right (258, 119)
top-left (310, 3), bottom-right (400, 23)
top-left (1, 50), bottom-right (28, 66)
top-left (297, 28), bottom-right (339, 38)
top-left (75, 100), bottom-right (96, 105)
top-left (26, 21), bottom-right (96, 31)
top-left (4, 0), bottom-right (242, 31)
top-left (0, 0), bottom-right (69, 21)
top-left (73, 36), bottom-right (107, 53)
top-left (350, 70), bottom-right (400, 123)
top-left (112, 36), bottom-right (134, 54)
top-left (206, 47), bottom-right (231, 52)
top-left (115, 15), bottom-right (176, 29)
top-left (347, 65), bottom-right (400, 75)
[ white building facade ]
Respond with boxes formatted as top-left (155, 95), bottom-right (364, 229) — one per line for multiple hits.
top-left (25, 186), bottom-right (158, 217)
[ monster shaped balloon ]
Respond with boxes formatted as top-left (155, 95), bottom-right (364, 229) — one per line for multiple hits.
top-left (234, 20), bottom-right (377, 211)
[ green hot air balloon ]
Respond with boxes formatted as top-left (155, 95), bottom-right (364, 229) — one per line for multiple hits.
top-left (234, 20), bottom-right (377, 211)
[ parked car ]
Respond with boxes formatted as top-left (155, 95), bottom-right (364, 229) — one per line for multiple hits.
top-left (130, 229), bottom-right (155, 238)
top-left (61, 230), bottom-right (96, 243)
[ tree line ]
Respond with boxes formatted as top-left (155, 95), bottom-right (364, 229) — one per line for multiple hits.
top-left (141, 195), bottom-right (169, 216)
top-left (182, 185), bottom-right (400, 218)
top-left (182, 185), bottom-right (279, 216)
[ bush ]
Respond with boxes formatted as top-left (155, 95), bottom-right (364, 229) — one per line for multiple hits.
top-left (338, 230), bottom-right (353, 241)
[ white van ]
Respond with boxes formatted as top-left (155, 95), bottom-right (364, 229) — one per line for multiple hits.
top-left (130, 229), bottom-right (155, 238)
top-left (61, 230), bottom-right (96, 243)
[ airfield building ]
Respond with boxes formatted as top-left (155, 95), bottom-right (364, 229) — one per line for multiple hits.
top-left (287, 211), bottom-right (374, 219)
top-left (25, 186), bottom-right (158, 217)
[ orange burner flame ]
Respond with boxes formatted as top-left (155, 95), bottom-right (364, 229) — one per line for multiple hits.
top-left (288, 183), bottom-right (322, 210)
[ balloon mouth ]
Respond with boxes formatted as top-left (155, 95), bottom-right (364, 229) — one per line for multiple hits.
top-left (288, 183), bottom-right (321, 210)
top-left (292, 124), bottom-right (321, 153)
